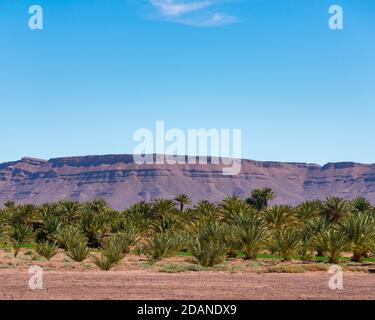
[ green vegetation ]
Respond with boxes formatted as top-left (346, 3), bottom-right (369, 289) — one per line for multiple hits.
top-left (35, 241), bottom-right (58, 260)
top-left (1, 190), bottom-right (375, 270)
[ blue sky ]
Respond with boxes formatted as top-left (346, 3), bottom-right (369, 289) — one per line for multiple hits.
top-left (1, 0), bottom-right (374, 164)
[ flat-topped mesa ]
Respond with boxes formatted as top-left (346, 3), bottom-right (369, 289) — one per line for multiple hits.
top-left (20, 157), bottom-right (48, 165)
top-left (49, 154), bottom-right (135, 168)
top-left (322, 162), bottom-right (375, 170)
top-left (0, 154), bottom-right (374, 209)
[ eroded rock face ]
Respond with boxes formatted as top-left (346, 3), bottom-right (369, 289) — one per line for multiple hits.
top-left (0, 155), bottom-right (374, 210)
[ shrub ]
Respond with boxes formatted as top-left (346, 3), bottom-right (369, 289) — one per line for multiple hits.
top-left (65, 237), bottom-right (90, 262)
top-left (270, 229), bottom-right (301, 261)
top-left (263, 205), bottom-right (296, 230)
top-left (100, 234), bottom-right (126, 264)
top-left (340, 214), bottom-right (375, 262)
top-left (91, 254), bottom-right (118, 271)
top-left (189, 221), bottom-right (227, 267)
top-left (55, 225), bottom-right (84, 249)
top-left (35, 241), bottom-right (58, 260)
top-left (228, 213), bottom-right (267, 260)
top-left (9, 224), bottom-right (34, 257)
top-left (314, 229), bottom-right (349, 264)
top-left (144, 231), bottom-right (181, 263)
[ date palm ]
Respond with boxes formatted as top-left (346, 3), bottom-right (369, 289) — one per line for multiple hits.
top-left (263, 205), bottom-right (296, 230)
top-left (174, 194), bottom-right (192, 212)
top-left (57, 200), bottom-right (82, 224)
top-left (340, 214), bottom-right (375, 262)
top-left (3, 200), bottom-right (16, 209)
top-left (151, 199), bottom-right (178, 220)
top-left (304, 216), bottom-right (330, 256)
top-left (193, 200), bottom-right (221, 221)
top-left (123, 201), bottom-right (153, 230)
top-left (228, 213), bottom-right (267, 260)
top-left (188, 221), bottom-right (227, 267)
top-left (220, 196), bottom-right (252, 222)
top-left (144, 230), bottom-right (181, 263)
top-left (246, 188), bottom-right (276, 211)
top-left (9, 204), bottom-right (38, 227)
top-left (296, 200), bottom-right (322, 221)
top-left (351, 197), bottom-right (372, 214)
top-left (270, 228), bottom-right (301, 261)
top-left (9, 224), bottom-right (34, 257)
top-left (313, 228), bottom-right (349, 264)
top-left (321, 197), bottom-right (349, 223)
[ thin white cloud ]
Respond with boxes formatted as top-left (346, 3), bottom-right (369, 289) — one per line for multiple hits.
top-left (202, 12), bottom-right (238, 26)
top-left (150, 0), bottom-right (212, 17)
top-left (148, 0), bottom-right (239, 27)
top-left (179, 12), bottom-right (238, 27)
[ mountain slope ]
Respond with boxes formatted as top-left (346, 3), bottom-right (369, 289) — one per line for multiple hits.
top-left (0, 155), bottom-right (374, 209)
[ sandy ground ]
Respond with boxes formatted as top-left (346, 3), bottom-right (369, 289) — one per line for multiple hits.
top-left (1, 249), bottom-right (375, 300)
top-left (1, 270), bottom-right (375, 300)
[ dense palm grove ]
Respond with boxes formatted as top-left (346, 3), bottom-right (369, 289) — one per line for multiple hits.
top-left (1, 188), bottom-right (375, 270)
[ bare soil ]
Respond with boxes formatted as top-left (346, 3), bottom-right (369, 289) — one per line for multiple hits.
top-left (1, 249), bottom-right (375, 300)
top-left (1, 270), bottom-right (375, 300)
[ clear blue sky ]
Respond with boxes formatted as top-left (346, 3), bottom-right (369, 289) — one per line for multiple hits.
top-left (1, 0), bottom-right (374, 164)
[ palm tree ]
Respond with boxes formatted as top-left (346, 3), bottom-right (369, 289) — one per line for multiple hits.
top-left (351, 197), bottom-right (372, 214)
top-left (151, 199), bottom-right (178, 220)
top-left (144, 230), bottom-right (181, 263)
top-left (304, 216), bottom-right (330, 256)
top-left (86, 199), bottom-right (110, 213)
top-left (57, 200), bottom-right (82, 224)
top-left (270, 228), bottom-right (301, 261)
top-left (188, 220), bottom-right (227, 267)
top-left (246, 188), bottom-right (276, 211)
top-left (340, 214), bottom-right (375, 262)
top-left (9, 224), bottom-right (34, 257)
top-left (10, 204), bottom-right (38, 227)
top-left (220, 196), bottom-right (252, 222)
top-left (193, 200), bottom-right (221, 221)
top-left (3, 200), bottom-right (16, 209)
top-left (313, 228), bottom-right (349, 264)
top-left (295, 200), bottom-right (322, 221)
top-left (123, 201), bottom-right (153, 230)
top-left (174, 194), bottom-right (192, 212)
top-left (321, 197), bottom-right (350, 223)
top-left (263, 205), bottom-right (296, 230)
top-left (228, 213), bottom-right (267, 260)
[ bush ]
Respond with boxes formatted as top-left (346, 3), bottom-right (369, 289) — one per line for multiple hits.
top-left (228, 213), bottom-right (267, 260)
top-left (144, 231), bottom-right (181, 263)
top-left (189, 222), bottom-right (227, 267)
top-left (56, 226), bottom-right (84, 249)
top-left (340, 214), bottom-right (375, 262)
top-left (65, 237), bottom-right (90, 262)
top-left (91, 254), bottom-right (118, 271)
top-left (314, 229), bottom-right (349, 264)
top-left (100, 234), bottom-right (126, 264)
top-left (35, 241), bottom-right (58, 260)
top-left (270, 229), bottom-right (301, 261)
top-left (9, 224), bottom-right (34, 257)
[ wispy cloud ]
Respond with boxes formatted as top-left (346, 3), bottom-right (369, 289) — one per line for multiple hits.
top-left (148, 0), bottom-right (239, 27)
top-left (150, 0), bottom-right (212, 17)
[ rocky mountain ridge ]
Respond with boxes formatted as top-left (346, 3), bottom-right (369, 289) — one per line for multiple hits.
top-left (0, 154), bottom-right (374, 209)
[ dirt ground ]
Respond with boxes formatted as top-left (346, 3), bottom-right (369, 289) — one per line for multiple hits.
top-left (1, 270), bottom-right (375, 300)
top-left (1, 249), bottom-right (375, 300)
